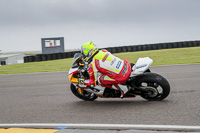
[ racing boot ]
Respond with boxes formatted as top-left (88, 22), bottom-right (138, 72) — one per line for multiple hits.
top-left (114, 84), bottom-right (129, 98)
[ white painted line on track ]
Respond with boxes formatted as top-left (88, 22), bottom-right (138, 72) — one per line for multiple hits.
top-left (0, 124), bottom-right (200, 131)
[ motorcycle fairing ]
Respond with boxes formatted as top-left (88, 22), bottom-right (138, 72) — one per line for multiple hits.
top-left (130, 57), bottom-right (153, 77)
top-left (68, 67), bottom-right (79, 83)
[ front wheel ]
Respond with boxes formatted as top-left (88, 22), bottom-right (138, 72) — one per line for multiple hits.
top-left (70, 83), bottom-right (98, 101)
top-left (134, 73), bottom-right (170, 101)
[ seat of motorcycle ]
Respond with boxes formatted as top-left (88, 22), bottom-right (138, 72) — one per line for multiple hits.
top-left (130, 63), bottom-right (135, 72)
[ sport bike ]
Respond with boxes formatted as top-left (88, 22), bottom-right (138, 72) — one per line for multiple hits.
top-left (68, 53), bottom-right (170, 101)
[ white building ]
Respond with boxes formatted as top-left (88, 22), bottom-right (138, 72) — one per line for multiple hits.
top-left (0, 53), bottom-right (25, 66)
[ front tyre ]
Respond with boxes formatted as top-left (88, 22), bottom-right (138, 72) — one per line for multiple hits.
top-left (70, 83), bottom-right (98, 101)
top-left (135, 73), bottom-right (170, 101)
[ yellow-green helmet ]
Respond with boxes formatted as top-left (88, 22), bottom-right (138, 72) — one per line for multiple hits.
top-left (81, 42), bottom-right (97, 61)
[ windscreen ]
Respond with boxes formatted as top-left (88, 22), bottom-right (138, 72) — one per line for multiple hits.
top-left (72, 53), bottom-right (83, 68)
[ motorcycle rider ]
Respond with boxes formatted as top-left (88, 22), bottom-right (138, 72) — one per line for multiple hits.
top-left (79, 42), bottom-right (132, 98)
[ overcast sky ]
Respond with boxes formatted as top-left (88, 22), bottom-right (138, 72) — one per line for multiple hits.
top-left (0, 0), bottom-right (200, 52)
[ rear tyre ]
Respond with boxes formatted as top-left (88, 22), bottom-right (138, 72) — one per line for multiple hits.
top-left (70, 83), bottom-right (98, 101)
top-left (135, 73), bottom-right (170, 101)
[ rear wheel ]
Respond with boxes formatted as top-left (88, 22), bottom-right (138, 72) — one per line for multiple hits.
top-left (135, 73), bottom-right (170, 101)
top-left (70, 83), bottom-right (98, 101)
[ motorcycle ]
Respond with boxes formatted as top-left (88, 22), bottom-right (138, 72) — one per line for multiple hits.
top-left (68, 52), bottom-right (170, 101)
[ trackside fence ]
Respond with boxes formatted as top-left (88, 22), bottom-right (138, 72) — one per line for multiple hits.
top-left (24, 40), bottom-right (200, 63)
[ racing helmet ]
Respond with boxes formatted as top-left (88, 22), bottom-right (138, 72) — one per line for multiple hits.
top-left (81, 42), bottom-right (98, 61)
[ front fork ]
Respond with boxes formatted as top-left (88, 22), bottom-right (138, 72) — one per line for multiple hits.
top-left (76, 84), bottom-right (105, 96)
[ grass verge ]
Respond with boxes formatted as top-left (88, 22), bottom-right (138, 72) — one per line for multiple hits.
top-left (0, 47), bottom-right (200, 75)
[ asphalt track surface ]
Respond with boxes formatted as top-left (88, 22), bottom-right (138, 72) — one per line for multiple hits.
top-left (0, 64), bottom-right (200, 127)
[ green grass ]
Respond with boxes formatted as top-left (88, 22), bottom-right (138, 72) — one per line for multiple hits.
top-left (0, 47), bottom-right (200, 75)
top-left (116, 47), bottom-right (200, 66)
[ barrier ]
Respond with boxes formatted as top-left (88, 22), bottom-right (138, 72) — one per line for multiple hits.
top-left (116, 47), bottom-right (122, 53)
top-left (157, 44), bottom-right (163, 49)
top-left (41, 54), bottom-right (47, 61)
top-left (57, 53), bottom-right (63, 59)
top-left (172, 43), bottom-right (178, 48)
top-left (35, 54), bottom-right (41, 61)
top-left (193, 41), bottom-right (198, 47)
top-left (187, 41), bottom-right (193, 47)
top-left (111, 47), bottom-right (117, 53)
top-left (28, 56), bottom-right (35, 62)
top-left (0, 61), bottom-right (6, 65)
top-left (183, 42), bottom-right (188, 47)
top-left (142, 45), bottom-right (148, 51)
top-left (52, 54), bottom-right (57, 60)
top-left (169, 43), bottom-right (173, 49)
top-left (146, 44), bottom-right (152, 50)
top-left (24, 40), bottom-right (200, 63)
top-left (197, 41), bottom-right (200, 46)
top-left (68, 52), bottom-right (74, 58)
top-left (24, 57), bottom-right (28, 63)
top-left (105, 48), bottom-right (112, 53)
top-left (47, 54), bottom-right (52, 60)
top-left (131, 46), bottom-right (137, 52)
top-left (63, 53), bottom-right (68, 58)
top-left (152, 44), bottom-right (158, 50)
top-left (136, 45), bottom-right (142, 51)
top-left (177, 42), bottom-right (183, 48)
top-left (127, 46), bottom-right (132, 52)
top-left (122, 46), bottom-right (127, 52)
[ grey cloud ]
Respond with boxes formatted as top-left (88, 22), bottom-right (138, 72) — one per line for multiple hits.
top-left (1, 0), bottom-right (200, 26)
top-left (1, 0), bottom-right (200, 52)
